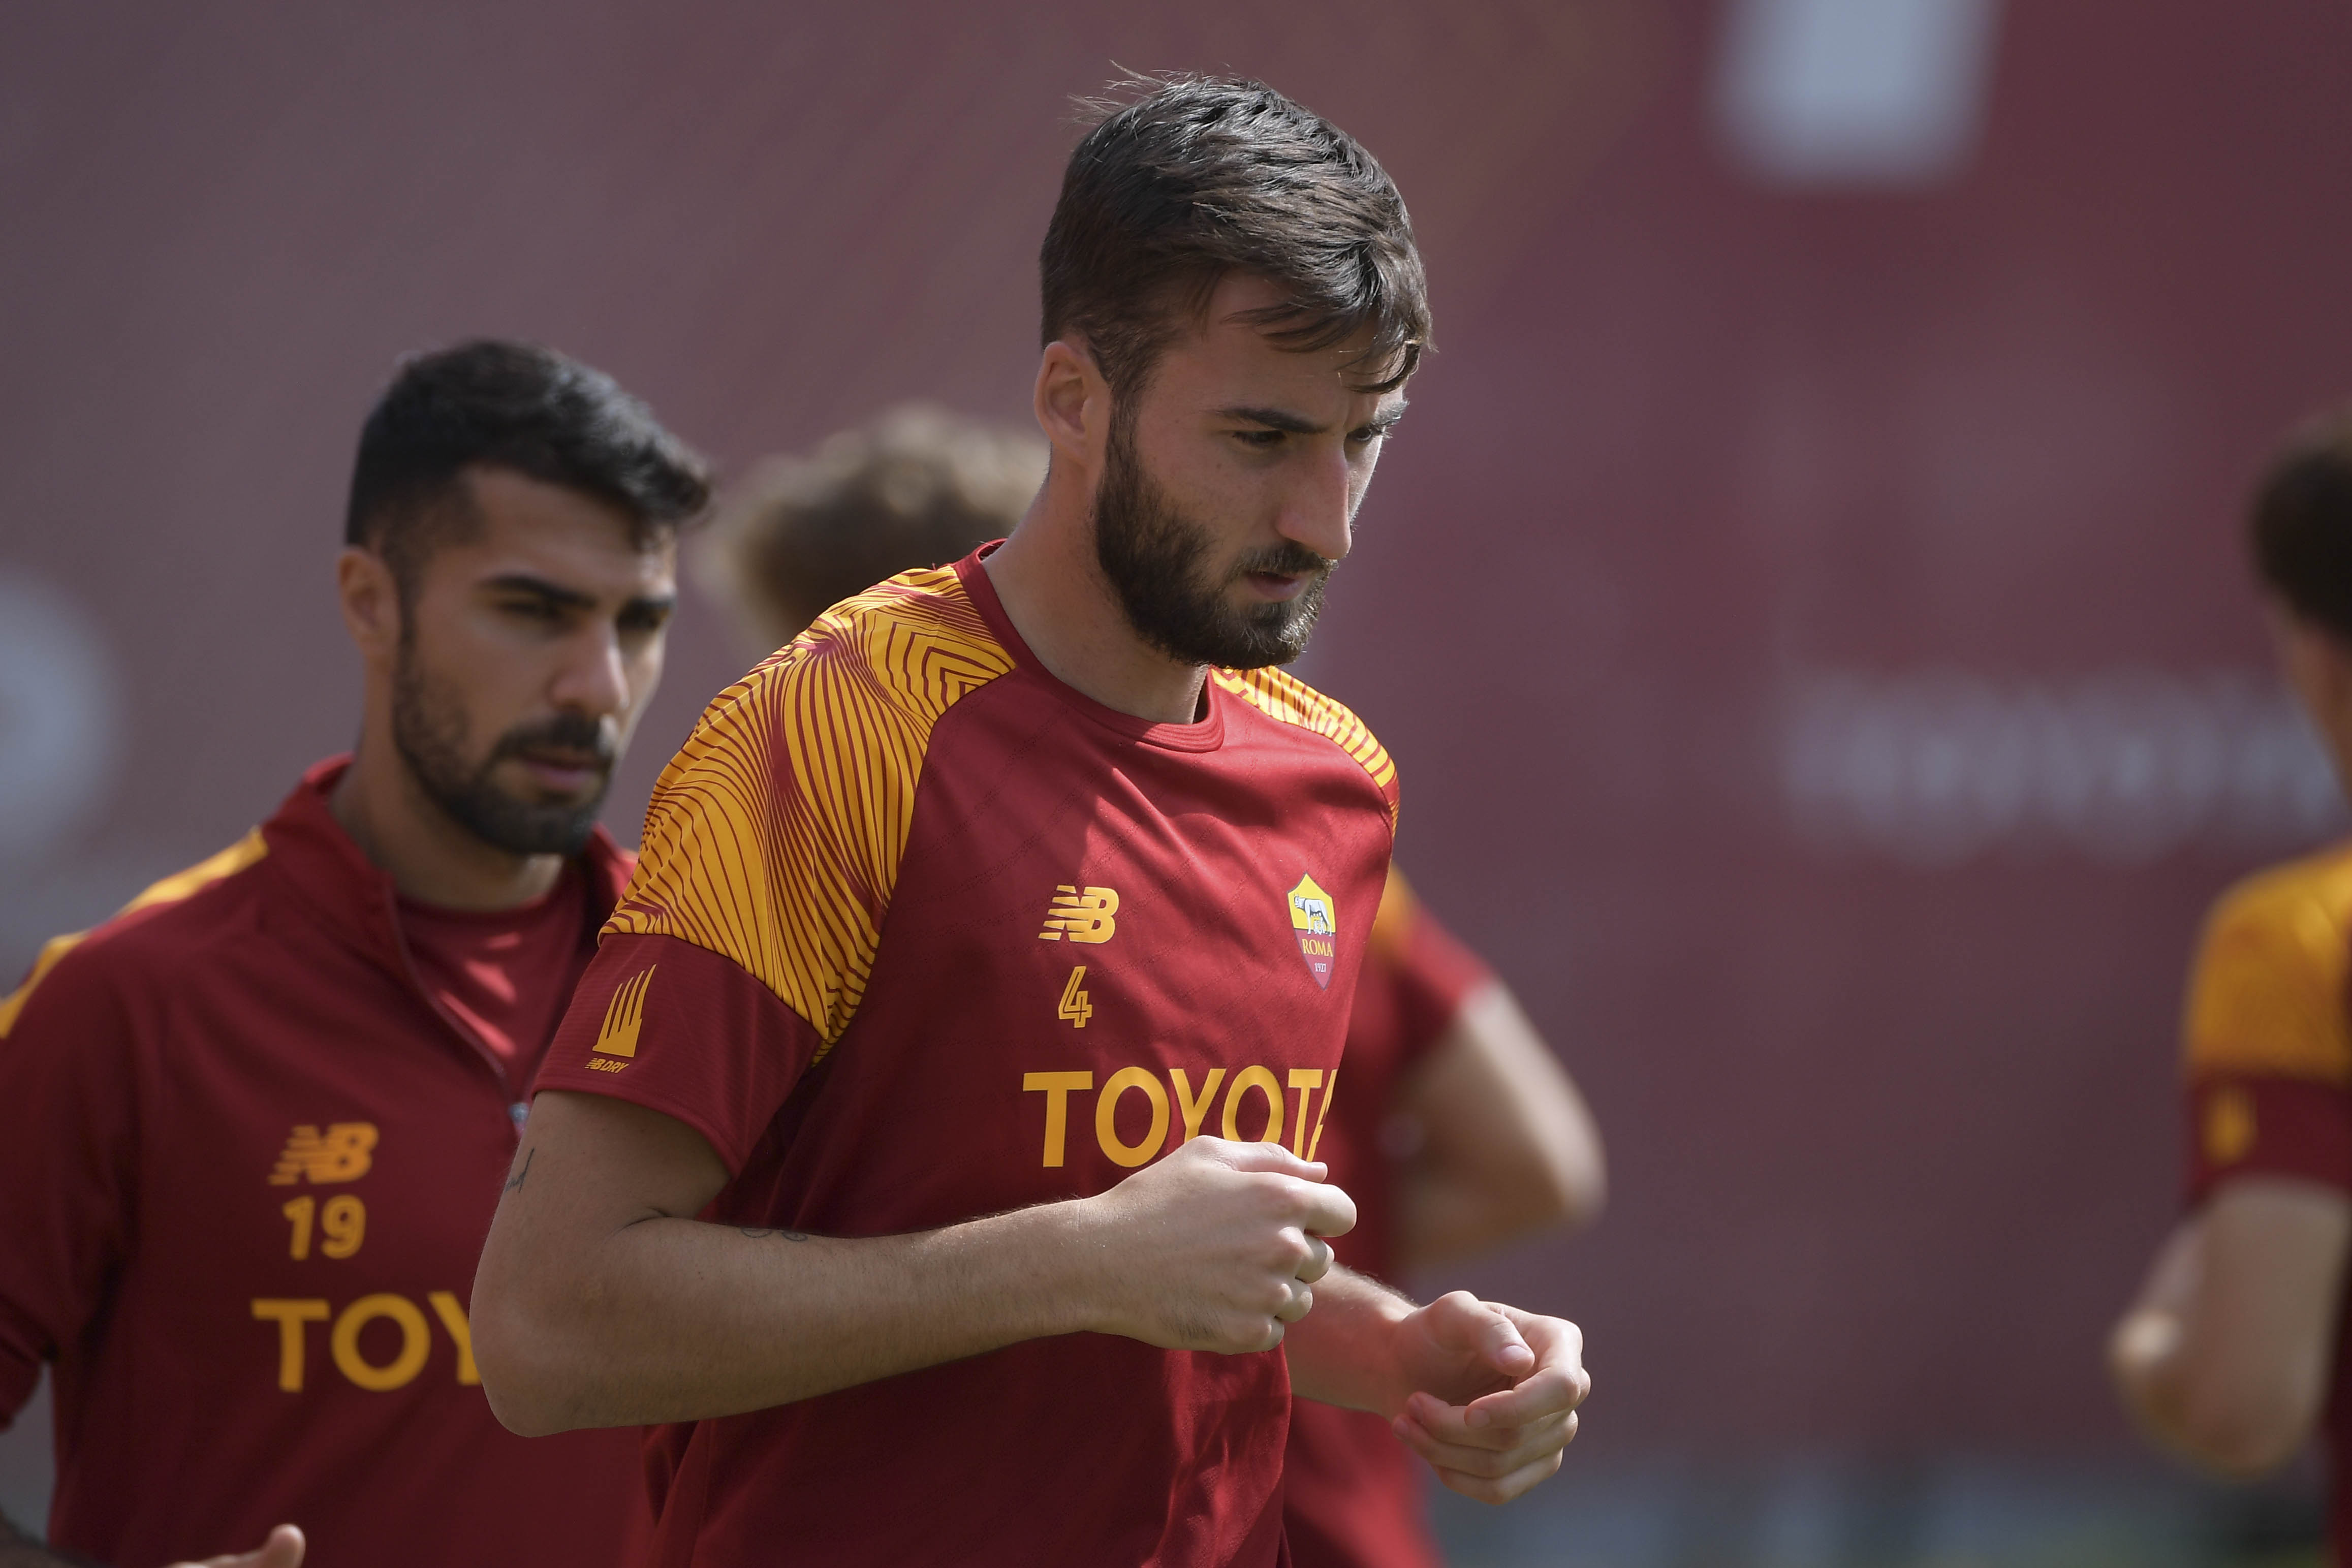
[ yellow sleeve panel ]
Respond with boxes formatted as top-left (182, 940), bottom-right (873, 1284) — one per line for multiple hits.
top-left (0, 828), bottom-right (269, 1038)
top-left (2183, 843), bottom-right (2352, 1086)
top-left (1212, 666), bottom-right (1400, 832)
top-left (1368, 865), bottom-right (1418, 962)
top-left (606, 567), bottom-right (1016, 1055)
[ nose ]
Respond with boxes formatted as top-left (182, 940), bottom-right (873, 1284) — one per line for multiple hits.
top-left (549, 623), bottom-right (631, 719)
top-left (1275, 443), bottom-right (1354, 565)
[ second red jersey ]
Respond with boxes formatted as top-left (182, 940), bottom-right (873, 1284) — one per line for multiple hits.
top-left (535, 551), bottom-right (1399, 1566)
top-left (1284, 869), bottom-right (1496, 1568)
top-left (0, 761), bottom-right (644, 1568)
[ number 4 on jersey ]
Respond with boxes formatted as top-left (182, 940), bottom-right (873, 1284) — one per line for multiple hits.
top-left (1058, 966), bottom-right (1093, 1029)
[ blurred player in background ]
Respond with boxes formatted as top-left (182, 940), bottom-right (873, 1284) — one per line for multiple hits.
top-left (695, 402), bottom-right (1047, 653)
top-left (0, 341), bottom-right (707, 1568)
top-left (1287, 871), bottom-right (1604, 1568)
top-left (473, 75), bottom-right (1587, 1567)
top-left (2112, 406), bottom-right (2352, 1556)
top-left (700, 405), bottom-right (1606, 1568)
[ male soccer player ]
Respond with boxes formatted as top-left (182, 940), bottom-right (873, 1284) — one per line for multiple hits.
top-left (472, 76), bottom-right (1590, 1566)
top-left (0, 341), bottom-right (708, 1568)
top-left (2112, 406), bottom-right (2352, 1554)
top-left (702, 405), bottom-right (1608, 1568)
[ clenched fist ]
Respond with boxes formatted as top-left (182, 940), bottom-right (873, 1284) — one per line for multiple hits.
top-left (1075, 1137), bottom-right (1356, 1354)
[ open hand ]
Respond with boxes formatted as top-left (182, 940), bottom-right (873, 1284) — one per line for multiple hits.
top-left (1388, 1293), bottom-right (1587, 1503)
top-left (168, 1525), bottom-right (305, 1568)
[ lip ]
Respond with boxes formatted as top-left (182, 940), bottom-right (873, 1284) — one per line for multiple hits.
top-left (1244, 571), bottom-right (1308, 603)
top-left (513, 754), bottom-right (605, 795)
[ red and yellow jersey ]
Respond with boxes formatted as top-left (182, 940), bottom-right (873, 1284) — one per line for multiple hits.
top-left (0, 761), bottom-right (645, 1568)
top-left (2179, 842), bottom-right (2352, 1557)
top-left (2182, 844), bottom-right (2352, 1202)
top-left (1284, 868), bottom-right (1494, 1568)
top-left (535, 550), bottom-right (1399, 1567)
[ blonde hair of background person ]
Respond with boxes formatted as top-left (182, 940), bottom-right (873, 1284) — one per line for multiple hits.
top-left (695, 404), bottom-right (1046, 655)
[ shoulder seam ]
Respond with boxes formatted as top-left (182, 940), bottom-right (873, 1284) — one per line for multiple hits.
top-left (0, 828), bottom-right (269, 1038)
top-left (1212, 667), bottom-right (1398, 828)
top-left (606, 567), bottom-right (1015, 1057)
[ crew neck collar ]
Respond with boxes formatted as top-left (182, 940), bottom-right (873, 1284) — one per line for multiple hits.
top-left (265, 757), bottom-right (631, 971)
top-left (397, 861), bottom-right (582, 923)
top-left (957, 543), bottom-right (1227, 754)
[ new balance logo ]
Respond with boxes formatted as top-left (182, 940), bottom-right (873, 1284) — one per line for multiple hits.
top-left (594, 966), bottom-right (656, 1059)
top-left (268, 1123), bottom-right (379, 1185)
top-left (1038, 885), bottom-right (1119, 944)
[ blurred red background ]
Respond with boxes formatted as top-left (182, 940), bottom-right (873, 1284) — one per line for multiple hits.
top-left (7, 0), bottom-right (2352, 1499)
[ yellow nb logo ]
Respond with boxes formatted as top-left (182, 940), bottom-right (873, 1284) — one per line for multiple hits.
top-left (269, 1123), bottom-right (379, 1186)
top-left (594, 966), bottom-right (657, 1059)
top-left (1038, 885), bottom-right (1119, 945)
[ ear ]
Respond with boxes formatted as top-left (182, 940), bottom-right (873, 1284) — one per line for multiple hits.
top-left (2271, 604), bottom-right (2352, 753)
top-left (1033, 337), bottom-right (1108, 474)
top-left (336, 546), bottom-right (403, 665)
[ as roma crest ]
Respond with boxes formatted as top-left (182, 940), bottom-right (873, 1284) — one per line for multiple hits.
top-left (1287, 873), bottom-right (1339, 989)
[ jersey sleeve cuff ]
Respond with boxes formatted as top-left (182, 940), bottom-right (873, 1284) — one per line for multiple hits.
top-left (2185, 1073), bottom-right (2352, 1207)
top-left (530, 931), bottom-right (820, 1176)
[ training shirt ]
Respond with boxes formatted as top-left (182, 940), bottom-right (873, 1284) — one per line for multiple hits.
top-left (534, 550), bottom-right (1399, 1567)
top-left (401, 867), bottom-right (591, 1071)
top-left (2180, 842), bottom-right (2352, 1557)
top-left (0, 759), bottom-right (645, 1568)
top-left (1283, 869), bottom-right (1494, 1568)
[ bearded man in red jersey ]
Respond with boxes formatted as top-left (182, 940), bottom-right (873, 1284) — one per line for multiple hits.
top-left (699, 409), bottom-right (1611, 1568)
top-left (0, 340), bottom-right (708, 1568)
top-left (473, 76), bottom-right (1590, 1566)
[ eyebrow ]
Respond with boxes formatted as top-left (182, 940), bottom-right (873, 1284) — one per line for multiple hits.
top-left (481, 574), bottom-right (677, 620)
top-left (1219, 399), bottom-right (1411, 435)
top-left (1222, 405), bottom-right (1326, 435)
top-left (482, 574), bottom-right (601, 612)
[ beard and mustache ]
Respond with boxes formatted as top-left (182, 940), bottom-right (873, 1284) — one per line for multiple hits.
top-left (390, 640), bottom-right (616, 859)
top-left (1092, 416), bottom-right (1333, 672)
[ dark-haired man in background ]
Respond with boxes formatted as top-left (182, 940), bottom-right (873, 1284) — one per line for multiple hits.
top-left (474, 76), bottom-right (1586, 1566)
top-left (0, 340), bottom-right (708, 1568)
top-left (2112, 406), bottom-right (2352, 1559)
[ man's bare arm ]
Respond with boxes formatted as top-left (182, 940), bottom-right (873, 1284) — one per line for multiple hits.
top-left (1394, 982), bottom-right (1605, 1270)
top-left (2110, 1177), bottom-right (2352, 1475)
top-left (471, 1091), bottom-right (1355, 1435)
top-left (1283, 1265), bottom-right (1588, 1504)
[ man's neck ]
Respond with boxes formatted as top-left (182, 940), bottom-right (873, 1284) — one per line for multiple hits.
top-left (982, 484), bottom-right (1206, 726)
top-left (330, 738), bottom-right (566, 911)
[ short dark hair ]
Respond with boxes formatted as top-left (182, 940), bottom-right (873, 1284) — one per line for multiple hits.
top-left (703, 405), bottom-right (1045, 648)
top-left (345, 340), bottom-right (710, 583)
top-left (1039, 74), bottom-right (1430, 406)
top-left (2253, 406), bottom-right (2352, 639)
